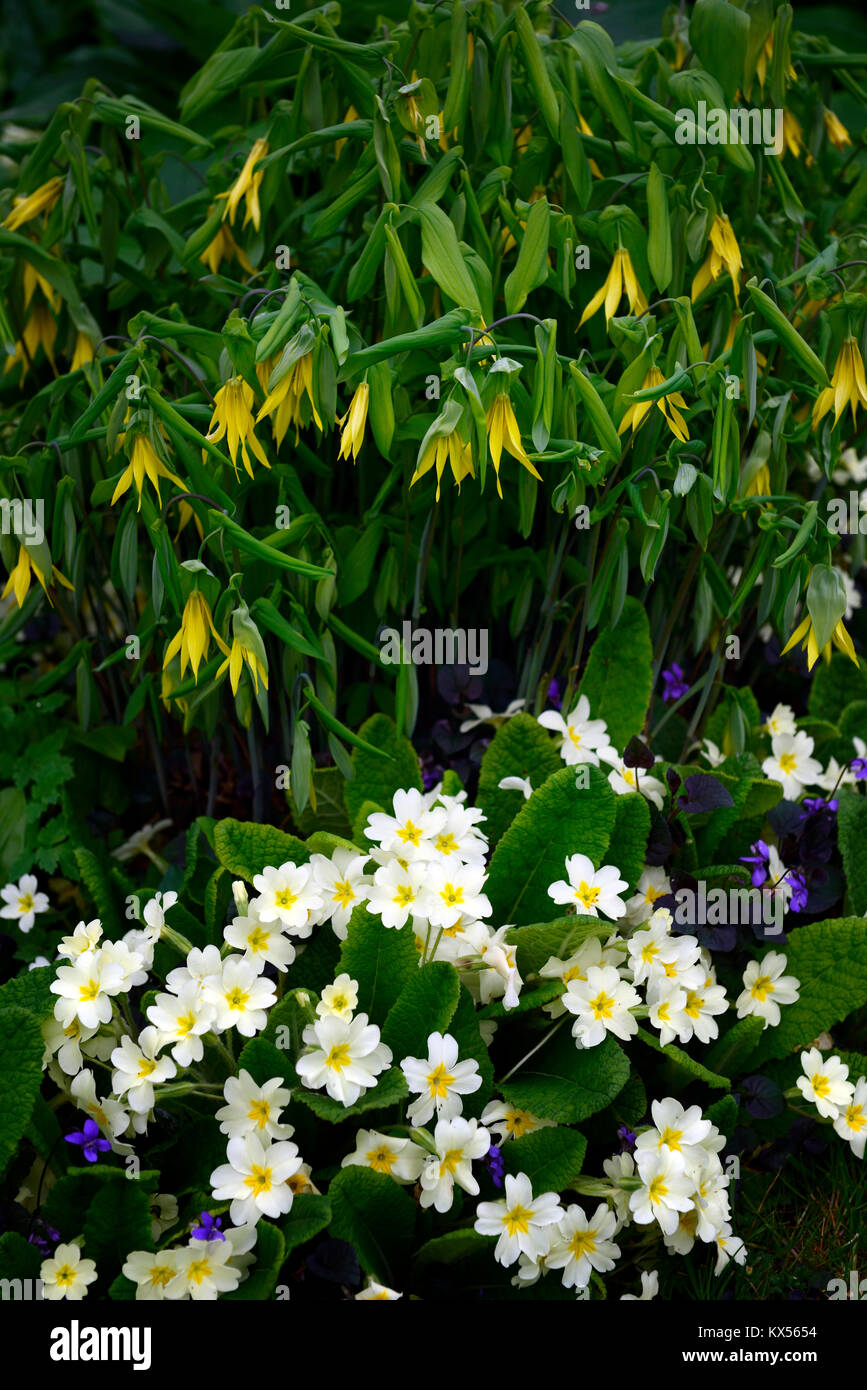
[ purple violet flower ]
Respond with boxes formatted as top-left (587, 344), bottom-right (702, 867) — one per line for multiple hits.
top-left (661, 663), bottom-right (690, 702)
top-left (484, 1145), bottom-right (505, 1189)
top-left (617, 1125), bottom-right (637, 1154)
top-left (741, 839), bottom-right (771, 888)
top-left (851, 758), bottom-right (867, 781)
top-left (787, 871), bottom-right (809, 913)
top-left (192, 1211), bottom-right (225, 1242)
top-left (65, 1116), bottom-right (111, 1163)
top-left (546, 678), bottom-right (563, 711)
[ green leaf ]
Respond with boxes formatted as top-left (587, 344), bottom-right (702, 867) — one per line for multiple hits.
top-left (382, 961), bottom-right (461, 1064)
top-left (74, 846), bottom-right (122, 923)
top-left (689, 0), bottom-right (751, 105)
top-left (502, 1126), bottom-right (588, 1192)
top-left (0, 1006), bottom-right (45, 1179)
top-left (749, 918), bottom-right (867, 1066)
top-left (610, 793), bottom-right (650, 891)
top-left (213, 819), bottom-right (310, 880)
top-left (504, 197), bottom-right (550, 314)
top-left (43, 1168), bottom-right (160, 1236)
top-left (507, 915), bottom-right (610, 977)
top-left (0, 1231), bottom-right (43, 1287)
top-left (808, 654), bottom-right (867, 724)
top-left (84, 1177), bottom-right (154, 1270)
top-left (475, 712), bottom-right (562, 846)
top-left (293, 1065), bottom-right (408, 1122)
top-left (634, 1027), bottom-right (731, 1090)
top-left (342, 714), bottom-right (421, 827)
top-left (705, 1093), bottom-right (739, 1137)
top-left (485, 766), bottom-right (616, 925)
top-left (327, 1166), bottom-right (415, 1284)
top-left (0, 965), bottom-right (55, 1023)
top-left (446, 985), bottom-right (494, 1118)
top-left (500, 1027), bottom-right (629, 1122)
top-left (704, 1015), bottom-right (765, 1078)
top-left (579, 597), bottom-right (653, 748)
top-left (339, 907), bottom-right (419, 1023)
top-left (415, 1229), bottom-right (492, 1267)
top-left (837, 791), bottom-right (867, 914)
top-left (281, 1194), bottom-right (332, 1256)
top-left (237, 1036), bottom-right (291, 1088)
top-left (416, 202), bottom-right (482, 314)
top-left (224, 1221), bottom-right (285, 1300)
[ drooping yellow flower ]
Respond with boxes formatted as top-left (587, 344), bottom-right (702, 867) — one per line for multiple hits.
top-left (823, 109), bottom-right (851, 152)
top-left (4, 305), bottom-right (57, 381)
top-left (200, 221), bottom-right (253, 277)
top-left (256, 353), bottom-right (322, 449)
top-left (781, 610), bottom-right (859, 671)
top-left (218, 139), bottom-right (269, 231)
top-left (743, 464), bottom-right (771, 499)
top-left (22, 259), bottom-right (59, 311)
top-left (163, 589), bottom-right (230, 683)
top-left (485, 395), bottom-right (541, 500)
top-left (111, 434), bottom-right (188, 511)
top-left (691, 214), bottom-right (743, 305)
top-left (1, 544), bottom-right (73, 609)
top-left (336, 382), bottom-right (369, 463)
top-left (335, 107), bottom-right (359, 160)
top-left (579, 247), bottom-right (647, 328)
top-left (207, 377), bottom-right (271, 478)
top-left (812, 338), bottom-right (867, 431)
top-left (410, 428), bottom-right (475, 501)
top-left (754, 33), bottom-right (796, 92)
top-left (618, 366), bottom-right (689, 443)
top-left (216, 613), bottom-right (269, 696)
top-left (2, 176), bottom-right (63, 232)
top-left (782, 110), bottom-right (812, 164)
top-left (577, 112), bottom-right (603, 178)
top-left (514, 123), bottom-right (533, 156)
top-left (71, 333), bottom-right (94, 372)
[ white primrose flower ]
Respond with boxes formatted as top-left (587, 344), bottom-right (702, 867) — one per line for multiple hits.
top-left (425, 862), bottom-right (492, 930)
top-left (251, 861), bottom-right (323, 935)
top-left (676, 974), bottom-right (729, 1045)
top-left (480, 1099), bottom-right (556, 1144)
top-left (764, 702), bottom-right (797, 737)
top-left (70, 1068), bottom-right (132, 1147)
top-left (627, 908), bottom-right (675, 985)
top-left (692, 1162), bottom-right (732, 1242)
top-left (0, 873), bottom-right (49, 932)
top-left (50, 951), bottom-right (127, 1029)
top-left (223, 906), bottom-right (296, 973)
top-left (539, 936), bottom-right (623, 1019)
top-left (419, 1116), bottom-right (491, 1213)
top-left (546, 1203), bottom-right (621, 1290)
top-left (602, 1151), bottom-right (636, 1226)
top-left (40, 1243), bottom-right (97, 1301)
top-left (111, 1027), bottom-right (177, 1113)
top-left (624, 867), bottom-right (671, 926)
top-left (474, 1172), bottom-right (562, 1267)
top-left (457, 921), bottom-right (523, 1010)
top-left (510, 1225), bottom-right (560, 1287)
top-left (316, 973), bottom-right (359, 1021)
top-left (142, 890), bottom-right (178, 940)
top-left (814, 756), bottom-right (856, 794)
top-left (216, 1068), bottom-right (294, 1142)
top-left (203, 955), bottom-right (277, 1036)
top-left (645, 933), bottom-right (706, 994)
top-left (149, 1194), bottom-right (179, 1242)
top-left (364, 789), bottom-right (447, 862)
top-left (57, 920), bottom-right (103, 960)
top-left (459, 698), bottom-right (526, 732)
top-left (424, 801), bottom-right (489, 866)
top-left (366, 859), bottom-right (433, 929)
top-left (761, 731), bottom-right (823, 800)
top-left (634, 1099), bottom-right (713, 1166)
top-left (538, 695), bottom-right (613, 766)
top-left (498, 775), bottom-right (533, 800)
top-left (547, 853), bottom-right (629, 920)
top-left (713, 1224), bottom-right (747, 1276)
top-left (146, 985), bottom-right (216, 1066)
top-left (341, 1128), bottom-right (427, 1183)
top-left (166, 1239), bottom-right (243, 1301)
top-left (833, 1075), bottom-right (867, 1158)
top-left (621, 1270), bottom-right (659, 1300)
top-left (736, 951), bottom-right (800, 1029)
top-left (309, 849), bottom-right (372, 939)
top-left (401, 1031), bottom-right (482, 1126)
top-left (296, 1012), bottom-right (392, 1107)
top-left (561, 964), bottom-right (640, 1047)
top-left (123, 1248), bottom-right (181, 1301)
top-left (355, 1279), bottom-right (403, 1300)
top-left (646, 981), bottom-right (689, 1045)
top-left (628, 1147), bottom-right (696, 1235)
top-left (210, 1132), bottom-right (303, 1225)
top-left (166, 944), bottom-right (223, 997)
top-left (698, 739), bottom-right (725, 768)
top-left (98, 938), bottom-right (149, 990)
top-left (599, 750), bottom-right (667, 809)
top-left (796, 1048), bottom-right (854, 1119)
top-left (111, 818), bottom-right (172, 864)
top-left (42, 1015), bottom-right (100, 1076)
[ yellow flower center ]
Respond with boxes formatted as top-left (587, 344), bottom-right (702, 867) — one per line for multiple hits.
top-left (367, 1146), bottom-right (396, 1174)
top-left (812, 1072), bottom-right (830, 1099)
top-left (648, 1176), bottom-right (668, 1204)
top-left (187, 1259), bottom-right (212, 1285)
top-left (426, 1062), bottom-right (455, 1098)
top-left (246, 927), bottom-right (270, 953)
top-left (393, 886), bottom-right (414, 908)
top-left (137, 1058), bottom-right (156, 1079)
top-left (55, 1265), bottom-right (76, 1286)
top-left (397, 820), bottom-right (422, 846)
top-left (177, 1013), bottom-right (196, 1037)
top-left (750, 974), bottom-right (774, 1002)
top-left (440, 1148), bottom-right (463, 1176)
top-left (844, 1104), bottom-right (865, 1132)
top-left (568, 1229), bottom-right (597, 1260)
top-left (274, 890), bottom-right (297, 910)
top-left (18, 893), bottom-right (34, 912)
top-left (332, 880), bottom-right (355, 909)
top-left (243, 1164), bottom-right (273, 1196)
top-left (441, 884), bottom-right (464, 907)
top-left (150, 1265), bottom-right (175, 1287)
top-left (435, 833), bottom-right (458, 855)
top-left (225, 987), bottom-right (250, 1010)
top-left (575, 882), bottom-right (600, 908)
top-left (505, 1109), bottom-right (532, 1136)
top-left (778, 753), bottom-right (797, 775)
top-left (79, 979), bottom-right (101, 1002)
top-left (503, 1203), bottom-right (534, 1236)
top-left (589, 991), bottom-right (615, 1020)
top-left (658, 1126), bottom-right (682, 1152)
top-left (326, 1042), bottom-right (351, 1072)
top-left (248, 1099), bottom-right (271, 1129)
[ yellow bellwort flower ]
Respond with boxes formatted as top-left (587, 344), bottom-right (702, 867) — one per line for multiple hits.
top-left (781, 610), bottom-right (859, 672)
top-left (577, 112), bottom-right (603, 178)
top-left (755, 33), bottom-right (796, 92)
top-left (823, 109), bottom-right (852, 152)
top-left (812, 338), bottom-right (867, 431)
top-left (335, 108), bottom-right (359, 159)
top-left (742, 464), bottom-right (771, 500)
top-left (256, 352), bottom-right (322, 449)
top-left (111, 434), bottom-right (188, 511)
top-left (216, 611), bottom-right (269, 696)
top-left (579, 247), bottom-right (647, 328)
top-left (485, 394), bottom-right (541, 500)
top-left (782, 110), bottom-right (812, 164)
top-left (219, 139), bottom-right (269, 231)
top-left (618, 367), bottom-right (689, 443)
top-left (200, 221), bottom-right (253, 277)
top-left (22, 259), bottom-right (59, 312)
top-left (70, 333), bottom-right (94, 372)
top-left (410, 428), bottom-right (475, 502)
top-left (2, 176), bottom-right (63, 232)
top-left (206, 377), bottom-right (270, 479)
top-left (691, 214), bottom-right (743, 304)
top-left (1, 544), bottom-right (73, 609)
top-left (336, 382), bottom-right (370, 464)
top-left (4, 304), bottom-right (58, 381)
top-left (163, 590), bottom-right (230, 683)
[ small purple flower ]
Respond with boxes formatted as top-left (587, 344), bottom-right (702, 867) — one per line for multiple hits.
top-left (851, 758), bottom-right (867, 781)
top-left (787, 871), bottom-right (809, 913)
top-left (546, 678), bottom-right (563, 711)
top-left (192, 1211), bottom-right (225, 1242)
top-left (617, 1125), bottom-right (637, 1153)
top-left (741, 839), bottom-right (771, 888)
top-left (802, 797), bottom-right (838, 814)
top-left (65, 1117), bottom-right (111, 1163)
top-left (484, 1145), bottom-right (505, 1189)
top-left (28, 1221), bottom-right (60, 1256)
top-left (661, 663), bottom-right (690, 702)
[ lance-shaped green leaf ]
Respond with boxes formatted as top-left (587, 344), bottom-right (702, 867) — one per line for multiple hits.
top-left (513, 7), bottom-right (560, 139)
top-left (504, 197), bottom-right (550, 314)
top-left (568, 21), bottom-right (636, 149)
top-left (206, 512), bottom-right (332, 579)
top-left (415, 203), bottom-right (481, 314)
top-left (646, 163), bottom-right (673, 292)
top-left (568, 362), bottom-right (621, 462)
top-left (746, 281), bottom-right (829, 386)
